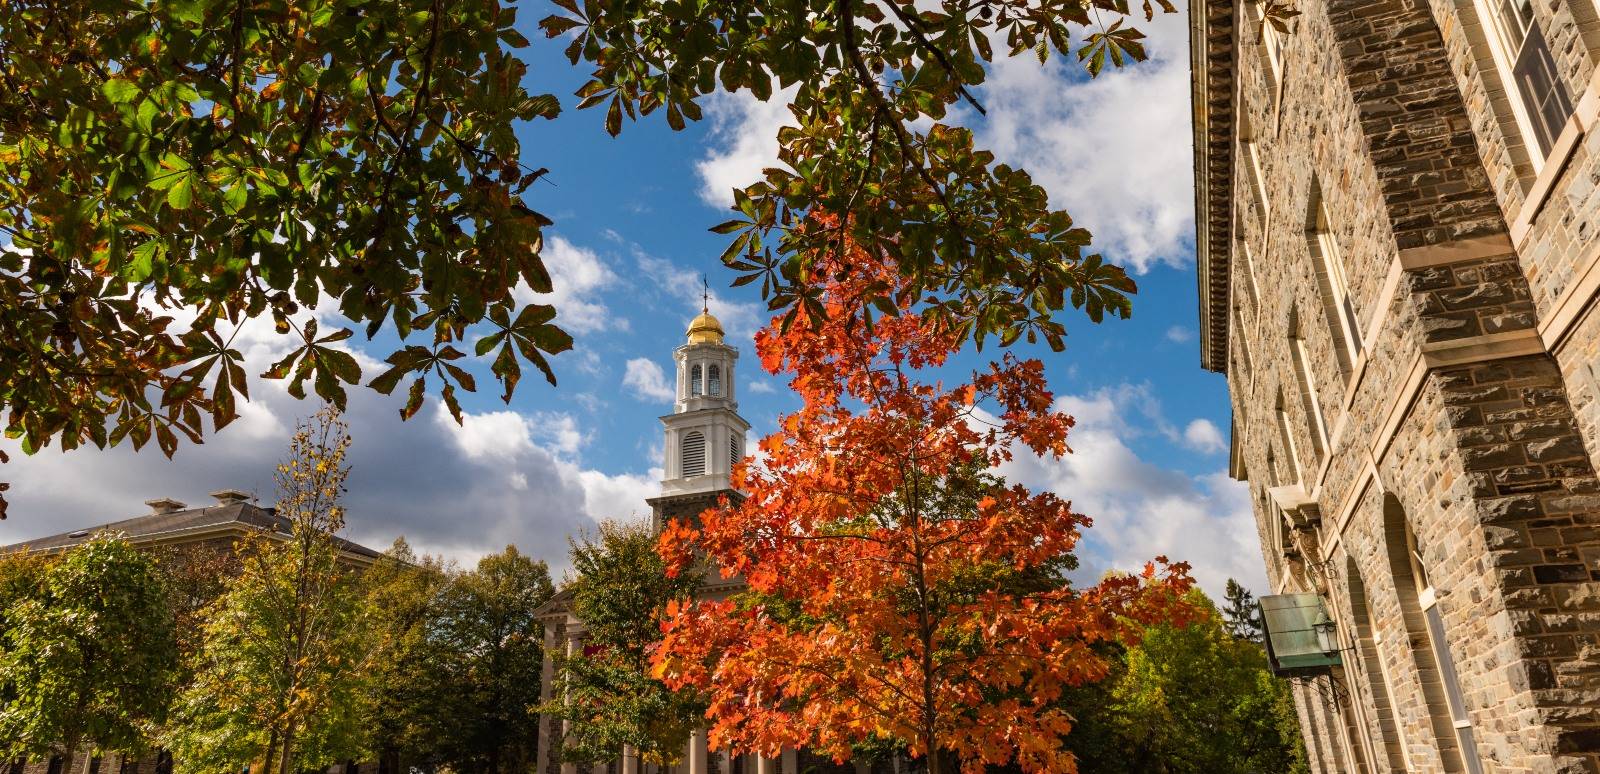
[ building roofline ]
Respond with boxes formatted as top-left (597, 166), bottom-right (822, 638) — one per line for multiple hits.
top-left (0, 503), bottom-right (383, 566)
top-left (1192, 0), bottom-right (1238, 374)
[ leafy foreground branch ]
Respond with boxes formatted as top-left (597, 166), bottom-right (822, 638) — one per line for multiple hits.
top-left (0, 0), bottom-right (1170, 517)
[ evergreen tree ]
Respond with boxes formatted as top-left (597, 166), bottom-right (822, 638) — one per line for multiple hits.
top-left (1222, 578), bottom-right (1262, 643)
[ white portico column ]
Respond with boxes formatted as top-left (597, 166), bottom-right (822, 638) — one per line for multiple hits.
top-left (780, 749), bottom-right (797, 774)
top-left (756, 755), bottom-right (776, 774)
top-left (561, 633), bottom-right (580, 774)
top-left (622, 746), bottom-right (640, 774)
top-left (688, 729), bottom-right (709, 774)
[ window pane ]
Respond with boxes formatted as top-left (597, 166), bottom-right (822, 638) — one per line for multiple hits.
top-left (1512, 23), bottom-right (1573, 155)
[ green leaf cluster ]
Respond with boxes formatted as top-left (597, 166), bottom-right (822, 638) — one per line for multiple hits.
top-left (359, 543), bottom-right (555, 774)
top-left (1059, 586), bottom-right (1309, 774)
top-left (0, 0), bottom-right (568, 498)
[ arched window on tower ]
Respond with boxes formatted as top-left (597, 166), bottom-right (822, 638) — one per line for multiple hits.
top-left (691, 364), bottom-right (703, 397)
top-left (708, 364), bottom-right (722, 396)
top-left (681, 431), bottom-right (706, 477)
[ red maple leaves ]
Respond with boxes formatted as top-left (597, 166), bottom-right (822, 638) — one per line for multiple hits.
top-left (653, 219), bottom-right (1193, 774)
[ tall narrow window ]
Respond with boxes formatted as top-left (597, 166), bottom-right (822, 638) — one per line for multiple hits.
top-left (1407, 523), bottom-right (1485, 774)
top-left (1234, 309), bottom-right (1254, 376)
top-left (1240, 113), bottom-right (1271, 226)
top-left (681, 431), bottom-right (706, 477)
top-left (1238, 238), bottom-right (1263, 317)
top-left (729, 430), bottom-right (742, 468)
top-left (1246, 2), bottom-right (1285, 86)
top-left (1275, 391), bottom-right (1305, 484)
top-left (691, 364), bottom-right (703, 397)
top-left (1288, 308), bottom-right (1329, 462)
top-left (1307, 192), bottom-right (1362, 380)
top-left (1383, 495), bottom-right (1479, 773)
top-left (1482, 0), bottom-right (1574, 157)
top-left (707, 364), bottom-right (722, 396)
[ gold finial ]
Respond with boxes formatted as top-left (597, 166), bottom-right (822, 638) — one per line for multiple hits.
top-left (687, 275), bottom-right (724, 345)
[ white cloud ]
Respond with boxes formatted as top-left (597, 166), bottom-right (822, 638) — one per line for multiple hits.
top-left (439, 408), bottom-right (536, 461)
top-left (622, 358), bottom-right (674, 403)
top-left (974, 13), bottom-right (1193, 272)
top-left (634, 251), bottom-right (763, 341)
top-left (513, 235), bottom-right (621, 335)
top-left (688, 16), bottom-right (1192, 273)
top-left (0, 311), bottom-right (655, 575)
top-left (695, 88), bottom-right (798, 207)
top-left (997, 386), bottom-right (1265, 598)
top-left (746, 380), bottom-right (777, 395)
top-left (1165, 325), bottom-right (1194, 343)
top-left (1183, 418), bottom-right (1228, 456)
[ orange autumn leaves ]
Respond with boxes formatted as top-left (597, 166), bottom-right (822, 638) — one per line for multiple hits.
top-left (652, 221), bottom-right (1194, 774)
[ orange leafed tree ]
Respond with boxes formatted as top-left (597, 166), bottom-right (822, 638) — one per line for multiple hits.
top-left (651, 219), bottom-right (1196, 774)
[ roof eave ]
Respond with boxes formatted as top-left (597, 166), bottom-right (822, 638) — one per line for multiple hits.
top-left (1192, 0), bottom-right (1237, 374)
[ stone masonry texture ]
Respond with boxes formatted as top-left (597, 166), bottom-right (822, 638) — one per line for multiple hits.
top-left (1199, 0), bottom-right (1600, 771)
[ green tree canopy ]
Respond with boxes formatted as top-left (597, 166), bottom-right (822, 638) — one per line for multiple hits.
top-left (424, 545), bottom-right (554, 774)
top-left (0, 0), bottom-right (1171, 516)
top-left (0, 535), bottom-right (178, 757)
top-left (1061, 588), bottom-right (1307, 774)
top-left (357, 538), bottom-right (455, 773)
top-left (545, 519), bottom-right (704, 766)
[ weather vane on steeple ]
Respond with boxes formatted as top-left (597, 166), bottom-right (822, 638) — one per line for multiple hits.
top-left (701, 273), bottom-right (710, 314)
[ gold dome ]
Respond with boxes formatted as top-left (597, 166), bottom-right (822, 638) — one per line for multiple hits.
top-left (686, 311), bottom-right (725, 345)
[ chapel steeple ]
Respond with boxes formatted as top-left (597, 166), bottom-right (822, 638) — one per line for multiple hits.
top-left (657, 299), bottom-right (749, 499)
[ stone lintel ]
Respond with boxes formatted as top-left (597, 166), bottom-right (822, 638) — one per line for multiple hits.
top-left (1397, 232), bottom-right (1514, 270)
top-left (1420, 328), bottom-right (1546, 369)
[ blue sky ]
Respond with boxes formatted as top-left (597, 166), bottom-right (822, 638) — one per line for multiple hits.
top-left (0, 7), bottom-right (1267, 596)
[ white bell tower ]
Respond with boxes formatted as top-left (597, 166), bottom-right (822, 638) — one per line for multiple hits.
top-left (659, 298), bottom-right (750, 497)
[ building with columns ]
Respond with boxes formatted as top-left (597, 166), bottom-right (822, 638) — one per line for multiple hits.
top-left (535, 309), bottom-right (832, 774)
top-left (1193, 0), bottom-right (1600, 771)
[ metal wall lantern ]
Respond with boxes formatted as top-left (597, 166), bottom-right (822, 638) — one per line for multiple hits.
top-left (1259, 593), bottom-right (1343, 677)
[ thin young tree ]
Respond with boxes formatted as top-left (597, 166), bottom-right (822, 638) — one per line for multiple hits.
top-left (164, 406), bottom-right (367, 774)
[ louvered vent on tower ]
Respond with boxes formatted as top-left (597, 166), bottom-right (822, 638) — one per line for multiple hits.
top-left (729, 430), bottom-right (741, 469)
top-left (681, 431), bottom-right (706, 477)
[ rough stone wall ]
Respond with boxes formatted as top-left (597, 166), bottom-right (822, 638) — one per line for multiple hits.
top-left (1223, 0), bottom-right (1600, 771)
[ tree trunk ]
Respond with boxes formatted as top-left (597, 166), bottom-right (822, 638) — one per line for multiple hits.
top-left (278, 724), bottom-right (296, 774)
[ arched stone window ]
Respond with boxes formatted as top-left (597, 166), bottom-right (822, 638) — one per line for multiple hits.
top-left (681, 431), bottom-right (706, 477)
top-left (708, 364), bottom-right (722, 396)
top-left (1346, 558), bottom-right (1410, 771)
top-left (691, 364), bottom-right (703, 397)
top-left (1382, 494), bottom-right (1482, 773)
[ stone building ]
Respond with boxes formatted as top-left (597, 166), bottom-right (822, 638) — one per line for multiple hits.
top-left (1192, 0), bottom-right (1600, 771)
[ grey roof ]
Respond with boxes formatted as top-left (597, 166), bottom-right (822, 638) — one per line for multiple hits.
top-left (0, 501), bottom-right (383, 560)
